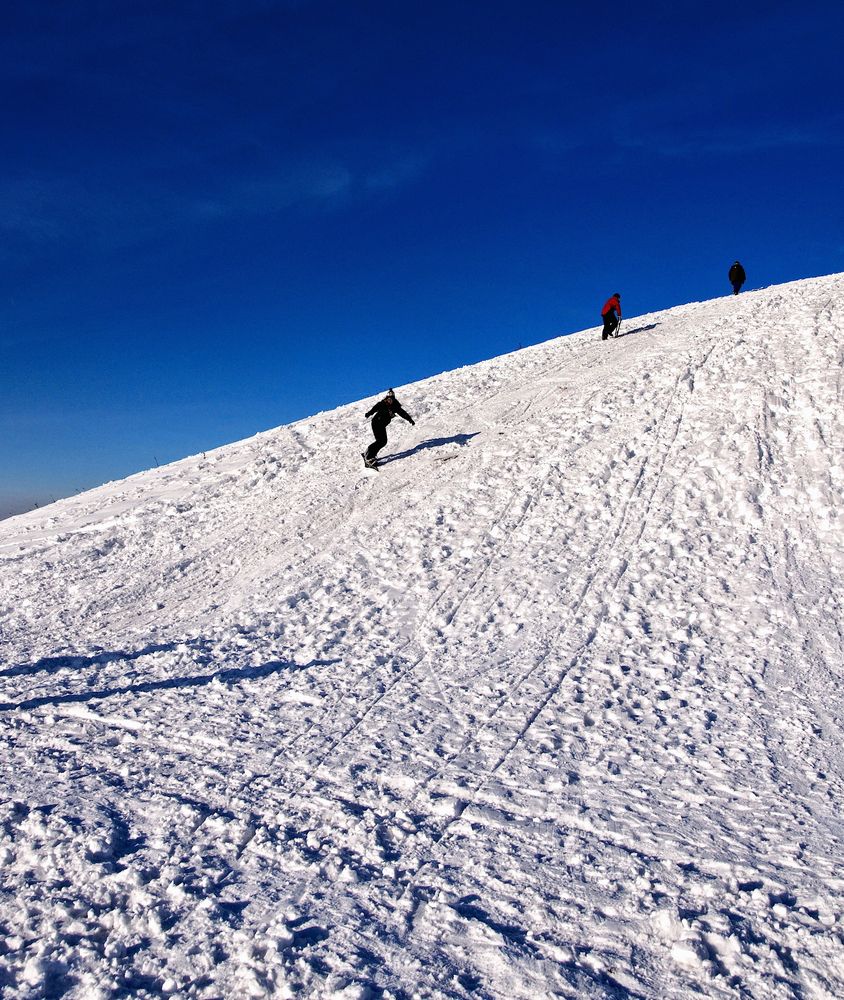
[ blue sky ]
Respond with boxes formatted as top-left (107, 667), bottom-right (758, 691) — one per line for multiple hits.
top-left (2, 0), bottom-right (842, 518)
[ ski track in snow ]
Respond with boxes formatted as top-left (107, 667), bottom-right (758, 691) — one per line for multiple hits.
top-left (1, 275), bottom-right (843, 999)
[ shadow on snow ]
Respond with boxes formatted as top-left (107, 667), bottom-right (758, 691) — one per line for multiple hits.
top-left (615, 322), bottom-right (660, 338)
top-left (0, 648), bottom-right (339, 713)
top-left (379, 432), bottom-right (480, 465)
top-left (0, 643), bottom-right (185, 679)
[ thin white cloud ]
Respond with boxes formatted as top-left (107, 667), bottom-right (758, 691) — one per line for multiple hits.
top-left (196, 163), bottom-right (354, 218)
top-left (0, 150), bottom-right (430, 256)
top-left (363, 156), bottom-right (430, 193)
top-left (624, 122), bottom-right (844, 158)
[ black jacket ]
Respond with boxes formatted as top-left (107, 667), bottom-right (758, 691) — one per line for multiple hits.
top-left (365, 397), bottom-right (414, 426)
top-left (729, 262), bottom-right (746, 284)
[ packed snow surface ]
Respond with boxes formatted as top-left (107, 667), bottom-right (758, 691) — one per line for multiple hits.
top-left (1, 274), bottom-right (843, 999)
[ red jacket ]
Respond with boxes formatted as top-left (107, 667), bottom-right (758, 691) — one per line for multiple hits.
top-left (601, 295), bottom-right (621, 318)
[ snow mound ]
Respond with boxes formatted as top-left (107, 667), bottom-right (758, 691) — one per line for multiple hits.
top-left (1, 274), bottom-right (843, 998)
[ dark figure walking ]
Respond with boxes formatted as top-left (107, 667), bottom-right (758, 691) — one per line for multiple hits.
top-left (729, 261), bottom-right (746, 295)
top-left (601, 293), bottom-right (622, 340)
top-left (362, 389), bottom-right (415, 468)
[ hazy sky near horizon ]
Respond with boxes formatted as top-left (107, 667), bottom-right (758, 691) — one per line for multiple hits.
top-left (2, 0), bottom-right (843, 518)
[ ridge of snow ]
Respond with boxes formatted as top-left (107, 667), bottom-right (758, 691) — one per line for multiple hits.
top-left (1, 273), bottom-right (843, 998)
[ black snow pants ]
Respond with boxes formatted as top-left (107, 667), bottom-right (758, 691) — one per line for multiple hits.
top-left (601, 311), bottom-right (619, 340)
top-left (731, 279), bottom-right (744, 295)
top-left (365, 418), bottom-right (390, 462)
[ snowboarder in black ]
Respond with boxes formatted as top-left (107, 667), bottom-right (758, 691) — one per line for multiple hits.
top-left (729, 261), bottom-right (746, 295)
top-left (362, 389), bottom-right (415, 468)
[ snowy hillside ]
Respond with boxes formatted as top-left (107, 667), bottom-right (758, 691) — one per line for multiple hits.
top-left (1, 274), bottom-right (843, 999)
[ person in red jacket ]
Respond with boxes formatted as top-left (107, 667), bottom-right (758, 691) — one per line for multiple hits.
top-left (601, 293), bottom-right (622, 340)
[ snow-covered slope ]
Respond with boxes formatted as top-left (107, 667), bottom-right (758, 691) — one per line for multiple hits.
top-left (1, 274), bottom-right (843, 999)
